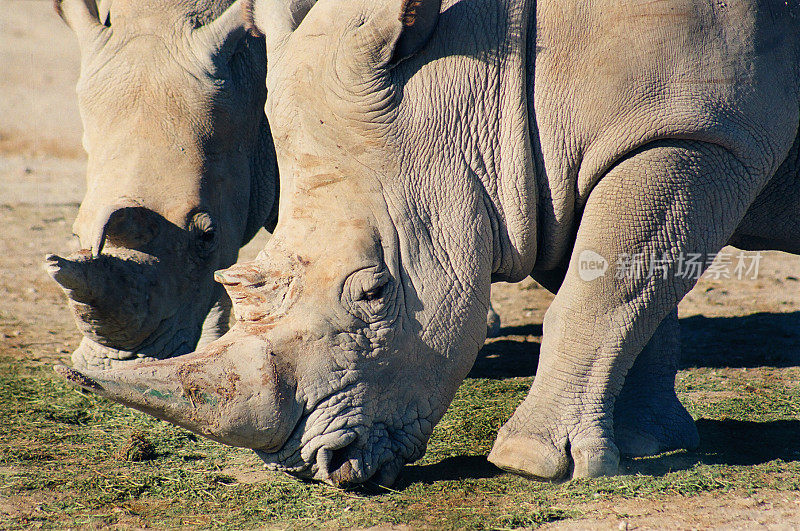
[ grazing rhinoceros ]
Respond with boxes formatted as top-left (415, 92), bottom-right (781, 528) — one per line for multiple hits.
top-left (45, 0), bottom-right (504, 369)
top-left (57, 0), bottom-right (800, 486)
top-left (45, 0), bottom-right (279, 370)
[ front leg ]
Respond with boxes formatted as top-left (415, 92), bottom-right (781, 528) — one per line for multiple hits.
top-left (489, 140), bottom-right (767, 480)
top-left (532, 271), bottom-right (697, 456)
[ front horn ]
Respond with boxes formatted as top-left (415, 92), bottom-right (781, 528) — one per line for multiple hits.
top-left (55, 327), bottom-right (302, 451)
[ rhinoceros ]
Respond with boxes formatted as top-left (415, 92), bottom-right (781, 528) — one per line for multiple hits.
top-left (45, 0), bottom-right (279, 370)
top-left (46, 0), bottom-right (504, 370)
top-left (58, 0), bottom-right (800, 486)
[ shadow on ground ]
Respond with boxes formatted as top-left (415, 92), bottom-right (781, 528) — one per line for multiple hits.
top-left (397, 455), bottom-right (503, 488)
top-left (396, 420), bottom-right (800, 488)
top-left (680, 312), bottom-right (800, 368)
top-left (469, 312), bottom-right (800, 379)
top-left (622, 418), bottom-right (800, 476)
top-left (469, 323), bottom-right (542, 378)
top-left (433, 312), bottom-right (800, 486)
top-left (391, 419), bottom-right (800, 488)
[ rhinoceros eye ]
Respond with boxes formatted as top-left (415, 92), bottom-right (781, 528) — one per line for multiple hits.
top-left (190, 211), bottom-right (218, 257)
top-left (344, 266), bottom-right (392, 323)
top-left (360, 285), bottom-right (385, 302)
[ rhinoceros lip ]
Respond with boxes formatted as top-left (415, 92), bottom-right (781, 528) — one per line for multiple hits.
top-left (252, 384), bottom-right (383, 485)
top-left (255, 427), bottom-right (366, 485)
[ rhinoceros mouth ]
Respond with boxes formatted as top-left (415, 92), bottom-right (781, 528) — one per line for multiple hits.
top-left (252, 382), bottom-right (426, 488)
top-left (254, 427), bottom-right (364, 485)
top-left (251, 382), bottom-right (364, 483)
top-left (256, 427), bottom-right (411, 488)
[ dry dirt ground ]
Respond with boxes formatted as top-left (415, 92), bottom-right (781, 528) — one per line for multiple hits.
top-left (2, 1), bottom-right (800, 529)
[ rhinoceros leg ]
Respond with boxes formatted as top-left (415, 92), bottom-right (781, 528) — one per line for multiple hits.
top-left (530, 268), bottom-right (695, 453)
top-left (486, 301), bottom-right (502, 338)
top-left (613, 308), bottom-right (698, 457)
top-left (729, 135), bottom-right (800, 255)
top-left (488, 140), bottom-right (769, 481)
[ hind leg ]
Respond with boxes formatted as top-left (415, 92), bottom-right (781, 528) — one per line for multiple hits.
top-left (615, 140), bottom-right (800, 456)
top-left (730, 135), bottom-right (800, 254)
top-left (614, 308), bottom-right (698, 456)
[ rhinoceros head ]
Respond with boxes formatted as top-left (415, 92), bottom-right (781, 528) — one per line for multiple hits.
top-left (46, 0), bottom-right (278, 370)
top-left (57, 0), bottom-right (499, 487)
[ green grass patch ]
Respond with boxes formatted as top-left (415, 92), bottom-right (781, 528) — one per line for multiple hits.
top-left (2, 356), bottom-right (799, 529)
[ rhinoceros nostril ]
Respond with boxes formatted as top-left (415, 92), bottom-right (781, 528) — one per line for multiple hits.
top-left (103, 207), bottom-right (160, 250)
top-left (316, 436), bottom-right (366, 488)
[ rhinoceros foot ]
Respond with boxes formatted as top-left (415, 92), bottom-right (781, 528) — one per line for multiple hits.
top-left (487, 433), bottom-right (570, 481)
top-left (614, 393), bottom-right (699, 458)
top-left (488, 430), bottom-right (620, 482)
top-left (488, 391), bottom-right (620, 481)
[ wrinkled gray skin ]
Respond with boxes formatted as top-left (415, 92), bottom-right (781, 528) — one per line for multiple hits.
top-left (58, 0), bottom-right (800, 486)
top-left (45, 0), bottom-right (279, 370)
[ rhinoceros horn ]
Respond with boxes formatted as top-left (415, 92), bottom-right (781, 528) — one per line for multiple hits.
top-left (55, 328), bottom-right (302, 451)
top-left (44, 252), bottom-right (95, 302)
top-left (44, 250), bottom-right (158, 350)
top-left (86, 199), bottom-right (156, 257)
top-left (87, 203), bottom-right (117, 257)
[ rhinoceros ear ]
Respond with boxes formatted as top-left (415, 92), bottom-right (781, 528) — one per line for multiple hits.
top-left (387, 0), bottom-right (442, 65)
top-left (54, 0), bottom-right (108, 53)
top-left (244, 0), bottom-right (316, 54)
top-left (192, 0), bottom-right (250, 65)
top-left (344, 0), bottom-right (440, 70)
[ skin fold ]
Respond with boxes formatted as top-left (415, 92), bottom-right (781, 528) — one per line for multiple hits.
top-left (58, 0), bottom-right (800, 486)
